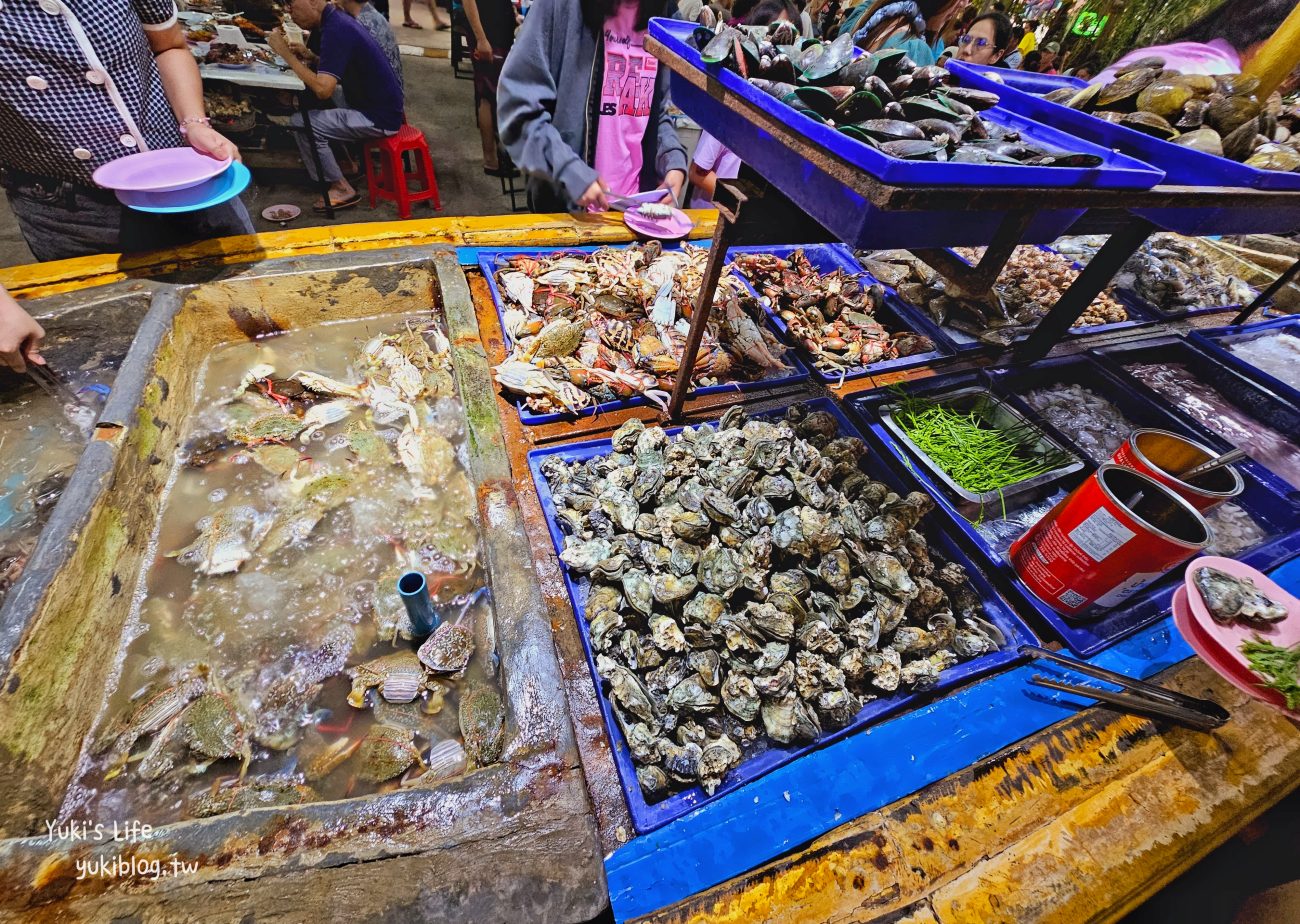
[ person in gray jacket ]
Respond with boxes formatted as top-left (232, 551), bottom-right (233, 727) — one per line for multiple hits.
top-left (497, 0), bottom-right (688, 212)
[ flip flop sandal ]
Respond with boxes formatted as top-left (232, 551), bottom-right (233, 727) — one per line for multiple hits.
top-left (403, 20), bottom-right (423, 28)
top-left (313, 193), bottom-right (361, 213)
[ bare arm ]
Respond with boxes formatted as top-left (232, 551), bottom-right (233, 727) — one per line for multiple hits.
top-left (147, 23), bottom-right (241, 161)
top-left (267, 29), bottom-right (339, 100)
top-left (0, 285), bottom-right (45, 374)
top-left (463, 0), bottom-right (493, 59)
top-left (688, 162), bottom-right (716, 201)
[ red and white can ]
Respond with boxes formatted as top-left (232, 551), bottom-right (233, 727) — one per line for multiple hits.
top-left (1111, 428), bottom-right (1243, 512)
top-left (1009, 463), bottom-right (1209, 617)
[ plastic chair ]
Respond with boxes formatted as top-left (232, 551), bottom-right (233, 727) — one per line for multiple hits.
top-left (362, 124), bottom-right (442, 219)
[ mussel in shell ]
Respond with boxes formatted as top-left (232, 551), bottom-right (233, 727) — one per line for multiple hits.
top-left (1024, 152), bottom-right (1104, 168)
top-left (902, 96), bottom-right (960, 123)
top-left (701, 27), bottom-right (740, 65)
top-left (830, 55), bottom-right (877, 89)
top-left (880, 139), bottom-right (943, 160)
top-left (1066, 83), bottom-right (1103, 113)
top-left (1120, 110), bottom-right (1177, 139)
top-left (838, 124), bottom-right (880, 146)
top-left (870, 48), bottom-right (913, 81)
top-left (1245, 142), bottom-right (1300, 172)
top-left (939, 86), bottom-right (1000, 111)
top-left (834, 89), bottom-right (884, 123)
top-left (799, 33), bottom-right (856, 82)
top-left (1172, 127), bottom-right (1224, 156)
top-left (1097, 67), bottom-right (1160, 110)
top-left (855, 118), bottom-right (924, 142)
top-left (793, 84), bottom-right (852, 118)
top-left (913, 117), bottom-right (964, 145)
top-left (768, 19), bottom-right (798, 47)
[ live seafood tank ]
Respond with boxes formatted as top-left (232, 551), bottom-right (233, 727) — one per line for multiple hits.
top-left (0, 249), bottom-right (604, 922)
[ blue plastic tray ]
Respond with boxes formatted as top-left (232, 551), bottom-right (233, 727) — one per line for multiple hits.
top-left (479, 245), bottom-right (810, 425)
top-left (528, 397), bottom-right (1039, 833)
top-left (853, 245), bottom-right (1158, 355)
top-left (1189, 316), bottom-right (1300, 410)
top-left (726, 243), bottom-right (954, 383)
top-left (845, 361), bottom-right (1300, 657)
top-left (956, 62), bottom-right (1087, 95)
top-left (947, 61), bottom-right (1300, 236)
top-left (650, 18), bottom-right (1165, 249)
top-left (1092, 334), bottom-right (1300, 493)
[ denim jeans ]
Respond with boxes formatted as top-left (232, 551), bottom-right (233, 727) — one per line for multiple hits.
top-left (3, 172), bottom-right (254, 263)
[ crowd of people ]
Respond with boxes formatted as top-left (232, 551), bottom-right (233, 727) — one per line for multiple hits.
top-left (0, 0), bottom-right (1294, 373)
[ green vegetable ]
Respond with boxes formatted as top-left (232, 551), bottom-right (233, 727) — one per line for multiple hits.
top-left (893, 392), bottom-right (1073, 495)
top-left (1240, 636), bottom-right (1300, 710)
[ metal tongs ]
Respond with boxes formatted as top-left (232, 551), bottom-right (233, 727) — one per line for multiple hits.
top-left (1022, 644), bottom-right (1229, 732)
top-left (26, 362), bottom-right (80, 407)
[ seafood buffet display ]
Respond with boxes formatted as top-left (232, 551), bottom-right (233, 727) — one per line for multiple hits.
top-left (539, 405), bottom-right (1007, 802)
top-left (1227, 332), bottom-right (1300, 389)
top-left (1054, 233), bottom-right (1258, 315)
top-left (1045, 62), bottom-right (1300, 172)
top-left (67, 317), bottom-right (505, 825)
top-left (859, 247), bottom-right (1128, 346)
top-left (691, 24), bottom-right (1105, 168)
top-left (1127, 362), bottom-right (1300, 489)
top-left (730, 248), bottom-right (936, 375)
top-left (489, 243), bottom-right (797, 417)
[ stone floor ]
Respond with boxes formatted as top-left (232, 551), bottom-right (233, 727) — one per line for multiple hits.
top-left (0, 52), bottom-right (516, 270)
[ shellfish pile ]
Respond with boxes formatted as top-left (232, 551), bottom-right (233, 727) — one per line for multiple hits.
top-left (860, 246), bottom-right (1126, 346)
top-left (542, 405), bottom-right (1005, 800)
top-left (692, 24), bottom-right (1102, 167)
top-left (1045, 60), bottom-right (1300, 172)
top-left (731, 248), bottom-right (935, 375)
top-left (492, 243), bottom-right (793, 416)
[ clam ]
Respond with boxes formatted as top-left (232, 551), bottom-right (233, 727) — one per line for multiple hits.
top-left (1135, 79), bottom-right (1194, 119)
top-left (1067, 83), bottom-right (1103, 112)
top-left (1044, 86), bottom-right (1075, 105)
top-left (1097, 67), bottom-right (1160, 110)
top-left (1206, 95), bottom-right (1261, 135)
top-left (1222, 118), bottom-right (1261, 161)
top-left (1120, 110), bottom-right (1177, 139)
top-left (1245, 142), bottom-right (1300, 172)
top-left (1173, 127), bottom-right (1224, 156)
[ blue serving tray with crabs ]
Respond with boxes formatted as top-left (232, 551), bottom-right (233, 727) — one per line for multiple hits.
top-left (479, 245), bottom-right (810, 426)
top-left (1189, 316), bottom-right (1300, 411)
top-left (528, 397), bottom-right (1039, 834)
top-left (649, 18), bottom-right (1164, 251)
top-left (851, 245), bottom-right (1160, 356)
top-left (726, 243), bottom-right (953, 384)
top-left (845, 358), bottom-right (1300, 657)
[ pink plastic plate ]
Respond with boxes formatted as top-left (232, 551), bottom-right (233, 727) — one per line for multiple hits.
top-left (623, 205), bottom-right (694, 241)
top-left (93, 147), bottom-right (233, 193)
top-left (1173, 556), bottom-right (1300, 715)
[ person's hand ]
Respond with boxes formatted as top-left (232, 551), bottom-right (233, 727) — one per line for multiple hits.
top-left (0, 290), bottom-right (45, 374)
top-left (472, 37), bottom-right (494, 62)
top-left (658, 169), bottom-right (686, 206)
top-left (266, 27), bottom-right (292, 59)
top-left (185, 121), bottom-right (242, 163)
top-left (577, 178), bottom-right (610, 211)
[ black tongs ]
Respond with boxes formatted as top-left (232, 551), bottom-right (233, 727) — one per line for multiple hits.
top-left (1022, 644), bottom-right (1229, 732)
top-left (26, 362), bottom-right (79, 407)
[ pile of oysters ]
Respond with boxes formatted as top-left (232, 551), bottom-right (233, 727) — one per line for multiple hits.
top-left (541, 404), bottom-right (1006, 801)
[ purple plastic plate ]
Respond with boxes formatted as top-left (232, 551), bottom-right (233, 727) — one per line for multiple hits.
top-left (92, 147), bottom-right (233, 193)
top-left (623, 205), bottom-right (694, 240)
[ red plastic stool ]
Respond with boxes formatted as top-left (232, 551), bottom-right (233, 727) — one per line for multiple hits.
top-left (363, 124), bottom-right (442, 219)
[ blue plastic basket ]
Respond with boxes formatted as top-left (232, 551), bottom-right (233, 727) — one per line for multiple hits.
top-left (528, 397), bottom-right (1039, 833)
top-left (1092, 334), bottom-right (1300, 494)
top-left (479, 245), bottom-right (810, 425)
top-left (1189, 316), bottom-right (1300, 410)
top-left (851, 245), bottom-right (1158, 354)
top-left (650, 19), bottom-right (1165, 249)
top-left (726, 243), bottom-right (954, 383)
top-left (845, 360), bottom-right (1300, 657)
top-left (955, 62), bottom-right (1087, 95)
top-left (947, 61), bottom-right (1300, 236)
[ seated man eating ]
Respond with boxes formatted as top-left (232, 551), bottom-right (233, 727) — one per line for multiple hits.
top-left (269, 0), bottom-right (405, 212)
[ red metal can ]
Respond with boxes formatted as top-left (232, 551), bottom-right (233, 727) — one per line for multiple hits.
top-left (1009, 463), bottom-right (1209, 617)
top-left (1111, 428), bottom-right (1243, 512)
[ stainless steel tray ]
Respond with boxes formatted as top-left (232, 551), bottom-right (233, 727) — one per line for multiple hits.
top-left (880, 385), bottom-right (1085, 519)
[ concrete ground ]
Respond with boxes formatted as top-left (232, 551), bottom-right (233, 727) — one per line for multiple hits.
top-left (0, 51), bottom-right (515, 270)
